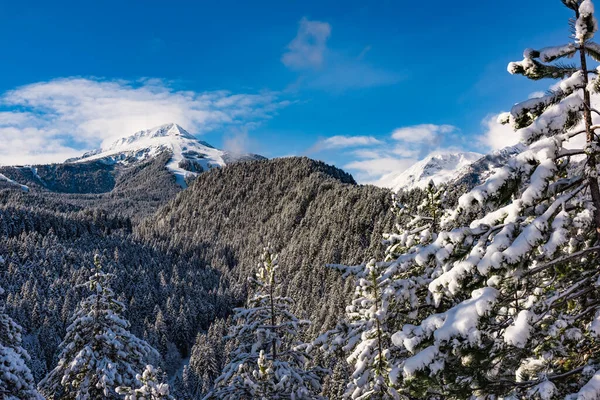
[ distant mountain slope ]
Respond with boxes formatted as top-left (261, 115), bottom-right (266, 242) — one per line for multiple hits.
top-left (377, 144), bottom-right (526, 192)
top-left (68, 123), bottom-right (265, 187)
top-left (0, 153), bottom-right (182, 221)
top-left (378, 152), bottom-right (483, 191)
top-left (452, 144), bottom-right (526, 187)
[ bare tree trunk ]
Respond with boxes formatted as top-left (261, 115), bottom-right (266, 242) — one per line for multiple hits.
top-left (269, 267), bottom-right (277, 362)
top-left (578, 25), bottom-right (600, 238)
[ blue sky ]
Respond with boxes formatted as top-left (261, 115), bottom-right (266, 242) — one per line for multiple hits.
top-left (0, 0), bottom-right (582, 182)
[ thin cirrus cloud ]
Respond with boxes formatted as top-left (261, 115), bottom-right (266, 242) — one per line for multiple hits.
top-left (282, 18), bottom-right (402, 91)
top-left (310, 124), bottom-right (460, 184)
top-left (0, 77), bottom-right (287, 166)
top-left (391, 124), bottom-right (456, 144)
top-left (282, 17), bottom-right (331, 70)
top-left (309, 135), bottom-right (383, 153)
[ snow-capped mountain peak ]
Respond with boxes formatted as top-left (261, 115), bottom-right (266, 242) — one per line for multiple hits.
top-left (105, 123), bottom-right (196, 151)
top-left (378, 151), bottom-right (484, 192)
top-left (67, 123), bottom-right (264, 188)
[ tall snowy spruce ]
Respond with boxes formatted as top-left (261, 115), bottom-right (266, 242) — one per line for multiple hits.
top-left (320, 1), bottom-right (600, 398)
top-left (205, 247), bottom-right (326, 399)
top-left (316, 185), bottom-right (446, 399)
top-left (38, 255), bottom-right (158, 399)
top-left (0, 282), bottom-right (43, 400)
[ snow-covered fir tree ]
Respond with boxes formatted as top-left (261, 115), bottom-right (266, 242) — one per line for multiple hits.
top-left (0, 280), bottom-right (43, 400)
top-left (319, 1), bottom-right (600, 398)
top-left (38, 255), bottom-right (158, 399)
top-left (316, 186), bottom-right (446, 399)
top-left (116, 364), bottom-right (174, 400)
top-left (205, 247), bottom-right (326, 399)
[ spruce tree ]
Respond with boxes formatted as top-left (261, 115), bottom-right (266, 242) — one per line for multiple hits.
top-left (205, 247), bottom-right (326, 399)
top-left (38, 255), bottom-right (158, 399)
top-left (0, 283), bottom-right (43, 400)
top-left (321, 2), bottom-right (600, 397)
top-left (116, 365), bottom-right (174, 400)
top-left (317, 189), bottom-right (445, 399)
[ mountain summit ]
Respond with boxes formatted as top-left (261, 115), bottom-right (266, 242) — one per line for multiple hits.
top-left (104, 123), bottom-right (197, 150)
top-left (67, 123), bottom-right (264, 187)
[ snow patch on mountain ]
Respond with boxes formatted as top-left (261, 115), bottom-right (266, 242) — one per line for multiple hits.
top-left (452, 144), bottom-right (526, 188)
top-left (0, 172), bottom-right (29, 192)
top-left (68, 123), bottom-right (263, 188)
top-left (378, 152), bottom-right (484, 192)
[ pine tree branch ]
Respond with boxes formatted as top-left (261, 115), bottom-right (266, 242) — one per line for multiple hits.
top-left (558, 148), bottom-right (586, 158)
top-left (525, 246), bottom-right (600, 277)
top-left (492, 365), bottom-right (586, 389)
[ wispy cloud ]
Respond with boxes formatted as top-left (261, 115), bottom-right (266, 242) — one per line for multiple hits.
top-left (282, 18), bottom-right (402, 91)
top-left (391, 124), bottom-right (456, 144)
top-left (309, 134), bottom-right (382, 153)
top-left (282, 18), bottom-right (331, 70)
top-left (222, 127), bottom-right (261, 155)
top-left (345, 157), bottom-right (416, 182)
top-left (0, 77), bottom-right (286, 165)
top-left (310, 124), bottom-right (461, 184)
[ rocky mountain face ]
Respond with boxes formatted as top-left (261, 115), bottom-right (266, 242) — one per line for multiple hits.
top-left (378, 152), bottom-right (483, 191)
top-left (377, 145), bottom-right (525, 192)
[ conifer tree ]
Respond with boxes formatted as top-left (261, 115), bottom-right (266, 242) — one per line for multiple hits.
top-left (38, 255), bottom-right (158, 399)
top-left (321, 2), bottom-right (600, 397)
top-left (317, 189), bottom-right (444, 399)
top-left (116, 365), bottom-right (174, 400)
top-left (205, 247), bottom-right (326, 399)
top-left (0, 283), bottom-right (43, 400)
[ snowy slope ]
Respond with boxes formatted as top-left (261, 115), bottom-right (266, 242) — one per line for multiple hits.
top-left (378, 152), bottom-right (484, 192)
top-left (68, 123), bottom-right (263, 188)
top-left (452, 144), bottom-right (526, 188)
top-left (0, 172), bottom-right (29, 192)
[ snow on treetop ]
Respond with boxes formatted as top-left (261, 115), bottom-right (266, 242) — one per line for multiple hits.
top-left (576, 0), bottom-right (598, 42)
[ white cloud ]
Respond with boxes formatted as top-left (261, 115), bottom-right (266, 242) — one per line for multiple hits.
top-left (344, 156), bottom-right (417, 184)
top-left (478, 114), bottom-right (520, 151)
top-left (282, 18), bottom-right (331, 70)
top-left (350, 148), bottom-right (383, 159)
top-left (391, 124), bottom-right (456, 144)
top-left (0, 77), bottom-right (285, 165)
top-left (222, 128), bottom-right (257, 154)
top-left (312, 135), bottom-right (382, 152)
top-left (312, 123), bottom-right (460, 184)
top-left (282, 18), bottom-right (401, 91)
top-left (391, 146), bottom-right (420, 158)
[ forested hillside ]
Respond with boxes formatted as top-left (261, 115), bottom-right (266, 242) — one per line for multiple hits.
top-left (137, 157), bottom-right (396, 333)
top-left (0, 156), bottom-right (402, 398)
